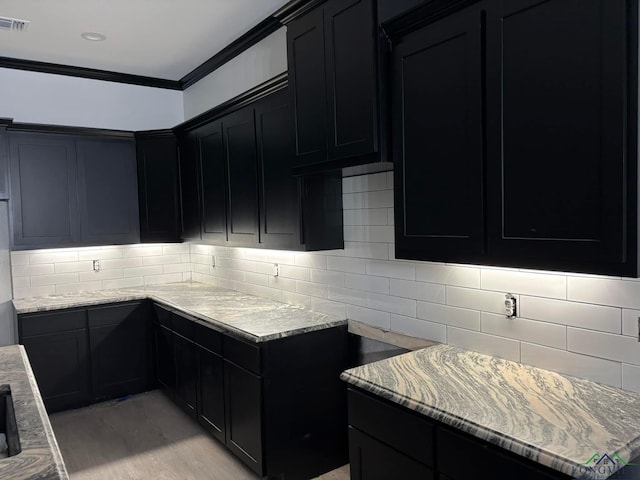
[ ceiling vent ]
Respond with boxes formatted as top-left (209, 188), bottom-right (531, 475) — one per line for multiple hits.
top-left (0, 16), bottom-right (30, 31)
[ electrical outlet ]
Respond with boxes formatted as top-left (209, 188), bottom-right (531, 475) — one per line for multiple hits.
top-left (93, 259), bottom-right (100, 272)
top-left (273, 263), bottom-right (279, 277)
top-left (505, 293), bottom-right (517, 318)
top-left (211, 255), bottom-right (216, 268)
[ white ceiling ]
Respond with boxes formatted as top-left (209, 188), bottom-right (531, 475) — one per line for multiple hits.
top-left (0, 0), bottom-right (290, 81)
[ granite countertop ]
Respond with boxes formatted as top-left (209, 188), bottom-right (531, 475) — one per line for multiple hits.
top-left (12, 282), bottom-right (347, 343)
top-left (0, 345), bottom-right (68, 480)
top-left (341, 344), bottom-right (640, 479)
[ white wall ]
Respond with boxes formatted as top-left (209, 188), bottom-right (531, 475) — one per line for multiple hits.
top-left (0, 67), bottom-right (184, 130)
top-left (182, 28), bottom-right (287, 121)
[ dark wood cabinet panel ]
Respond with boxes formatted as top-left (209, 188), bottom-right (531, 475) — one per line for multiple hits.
top-left (174, 331), bottom-right (198, 418)
top-left (198, 120), bottom-right (227, 244)
top-left (0, 127), bottom-right (8, 200)
top-left (254, 88), bottom-right (300, 249)
top-left (197, 347), bottom-right (226, 443)
top-left (485, 0), bottom-right (635, 275)
top-left (287, 7), bottom-right (328, 167)
top-left (393, 8), bottom-right (484, 261)
top-left (177, 131), bottom-right (202, 241)
top-left (224, 360), bottom-right (263, 476)
top-left (325, 0), bottom-right (378, 160)
top-left (301, 172), bottom-right (344, 251)
top-left (224, 107), bottom-right (258, 246)
top-left (154, 322), bottom-right (175, 400)
top-left (88, 302), bottom-right (149, 402)
top-left (76, 138), bottom-right (139, 245)
top-left (136, 131), bottom-right (181, 243)
top-left (9, 132), bottom-right (80, 247)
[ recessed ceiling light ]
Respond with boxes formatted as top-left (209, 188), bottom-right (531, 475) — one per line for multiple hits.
top-left (81, 32), bottom-right (106, 41)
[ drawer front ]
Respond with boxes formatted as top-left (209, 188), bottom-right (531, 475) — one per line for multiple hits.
top-left (20, 309), bottom-right (86, 337)
top-left (437, 427), bottom-right (562, 480)
top-left (88, 302), bottom-right (141, 327)
top-left (172, 312), bottom-right (195, 341)
top-left (194, 322), bottom-right (222, 354)
top-left (223, 335), bottom-right (261, 375)
top-left (348, 388), bottom-right (435, 467)
top-left (153, 304), bottom-right (172, 329)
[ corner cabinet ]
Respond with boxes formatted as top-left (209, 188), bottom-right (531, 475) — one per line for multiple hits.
top-left (391, 0), bottom-right (638, 277)
top-left (286, 0), bottom-right (389, 173)
top-left (8, 130), bottom-right (140, 250)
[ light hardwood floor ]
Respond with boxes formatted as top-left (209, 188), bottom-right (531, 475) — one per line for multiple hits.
top-left (49, 390), bottom-right (350, 480)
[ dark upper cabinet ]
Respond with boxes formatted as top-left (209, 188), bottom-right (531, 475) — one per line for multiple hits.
top-left (287, 0), bottom-right (385, 173)
top-left (224, 107), bottom-right (259, 246)
top-left (0, 125), bottom-right (9, 200)
top-left (178, 131), bottom-right (202, 242)
top-left (136, 131), bottom-right (181, 243)
top-left (393, 7), bottom-right (484, 262)
top-left (485, 0), bottom-right (636, 276)
top-left (9, 132), bottom-right (80, 248)
top-left (76, 138), bottom-right (140, 245)
top-left (254, 89), bottom-right (301, 249)
top-left (198, 120), bottom-right (228, 244)
top-left (390, 0), bottom-right (638, 276)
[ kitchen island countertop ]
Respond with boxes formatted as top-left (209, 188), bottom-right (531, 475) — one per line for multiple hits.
top-left (341, 343), bottom-right (640, 479)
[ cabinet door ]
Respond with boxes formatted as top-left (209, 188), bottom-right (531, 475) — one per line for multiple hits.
top-left (178, 132), bottom-right (202, 241)
top-left (154, 322), bottom-right (175, 399)
top-left (174, 333), bottom-right (198, 418)
top-left (197, 346), bottom-right (226, 443)
top-left (254, 88), bottom-right (301, 249)
top-left (485, 0), bottom-right (633, 275)
top-left (324, 0), bottom-right (378, 160)
top-left (76, 138), bottom-right (140, 245)
top-left (224, 107), bottom-right (259, 246)
top-left (393, 8), bottom-right (484, 262)
top-left (136, 132), bottom-right (181, 243)
top-left (198, 120), bottom-right (228, 244)
top-left (88, 302), bottom-right (149, 402)
top-left (0, 127), bottom-right (8, 200)
top-left (287, 7), bottom-right (328, 167)
top-left (224, 360), bottom-right (263, 476)
top-left (9, 132), bottom-right (80, 248)
top-left (349, 427), bottom-right (433, 480)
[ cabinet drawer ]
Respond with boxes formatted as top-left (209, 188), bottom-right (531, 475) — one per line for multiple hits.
top-left (194, 323), bottom-right (222, 354)
top-left (172, 312), bottom-right (195, 341)
top-left (153, 304), bottom-right (172, 329)
top-left (223, 335), bottom-right (261, 375)
top-left (348, 388), bottom-right (434, 467)
top-left (20, 309), bottom-right (86, 337)
top-left (88, 302), bottom-right (141, 327)
top-left (437, 427), bottom-right (563, 480)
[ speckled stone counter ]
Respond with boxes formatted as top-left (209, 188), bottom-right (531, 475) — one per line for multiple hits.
top-left (0, 345), bottom-right (68, 480)
top-left (341, 344), bottom-right (640, 479)
top-left (13, 282), bottom-right (346, 343)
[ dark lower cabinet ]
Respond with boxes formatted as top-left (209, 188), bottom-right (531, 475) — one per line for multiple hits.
top-left (19, 309), bottom-right (90, 413)
top-left (224, 361), bottom-right (263, 475)
top-left (88, 302), bottom-right (149, 402)
top-left (173, 332), bottom-right (198, 418)
top-left (197, 346), bottom-right (225, 443)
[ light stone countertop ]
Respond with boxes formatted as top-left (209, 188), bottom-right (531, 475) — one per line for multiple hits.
top-left (0, 345), bottom-right (68, 480)
top-left (341, 343), bottom-right (640, 479)
top-left (12, 281), bottom-right (347, 343)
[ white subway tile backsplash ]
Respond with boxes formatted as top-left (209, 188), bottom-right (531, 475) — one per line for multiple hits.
top-left (481, 268), bottom-right (567, 299)
top-left (103, 277), bottom-right (144, 290)
top-left (446, 286), bottom-right (511, 315)
top-left (278, 264), bottom-right (310, 281)
top-left (77, 248), bottom-right (122, 261)
top-left (14, 285), bottom-right (55, 298)
top-left (191, 254), bottom-right (213, 265)
top-left (390, 314), bottom-right (446, 343)
top-left (55, 281), bottom-right (103, 295)
top-left (296, 280), bottom-right (328, 298)
top-left (622, 364), bottom-right (640, 393)
top-left (281, 291), bottom-right (312, 309)
top-left (366, 292), bottom-right (416, 317)
top-left (447, 327), bottom-right (520, 362)
top-left (519, 296), bottom-right (621, 334)
top-left (10, 254), bottom-right (29, 266)
top-left (623, 309), bottom-right (640, 337)
top-left (144, 273), bottom-right (184, 286)
top-left (327, 286), bottom-right (367, 307)
top-left (344, 241), bottom-right (389, 260)
top-left (416, 263), bottom-right (480, 288)
top-left (343, 190), bottom-right (393, 209)
top-left (521, 343), bottom-right (621, 388)
top-left (252, 285), bottom-right (282, 302)
top-left (13, 264), bottom-right (54, 277)
top-left (243, 249), bottom-right (296, 265)
top-left (78, 269), bottom-right (123, 282)
top-left (162, 244), bottom-right (190, 255)
top-left (193, 264), bottom-right (212, 275)
top-left (310, 269), bottom-right (345, 287)
top-left (31, 273), bottom-right (79, 287)
top-left (162, 263), bottom-right (192, 274)
top-left (390, 279), bottom-right (445, 303)
top-left (294, 253), bottom-right (327, 269)
top-left (366, 260), bottom-right (415, 280)
top-left (124, 245), bottom-right (164, 257)
top-left (190, 244), bottom-right (212, 255)
top-left (417, 302), bottom-right (481, 330)
top-left (344, 226), bottom-right (394, 243)
top-left (30, 251), bottom-right (79, 264)
top-left (567, 328), bottom-right (640, 365)
top-left (92, 257), bottom-right (142, 270)
top-left (342, 172), bottom-right (388, 193)
top-left (215, 257), bottom-right (258, 272)
top-left (326, 256), bottom-right (366, 274)
top-left (268, 276), bottom-right (297, 293)
top-left (343, 208), bottom-right (389, 226)
top-left (568, 276), bottom-right (640, 309)
top-left (142, 254), bottom-right (183, 266)
top-left (12, 277), bottom-right (30, 288)
top-left (245, 272), bottom-right (269, 286)
top-left (123, 265), bottom-right (163, 278)
top-left (481, 312), bottom-right (566, 349)
top-left (311, 297), bottom-right (346, 317)
top-left (345, 273), bottom-right (389, 294)
top-left (346, 305), bottom-right (390, 330)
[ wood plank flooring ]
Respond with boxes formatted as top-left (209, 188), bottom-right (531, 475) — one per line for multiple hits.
top-left (49, 390), bottom-right (350, 480)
